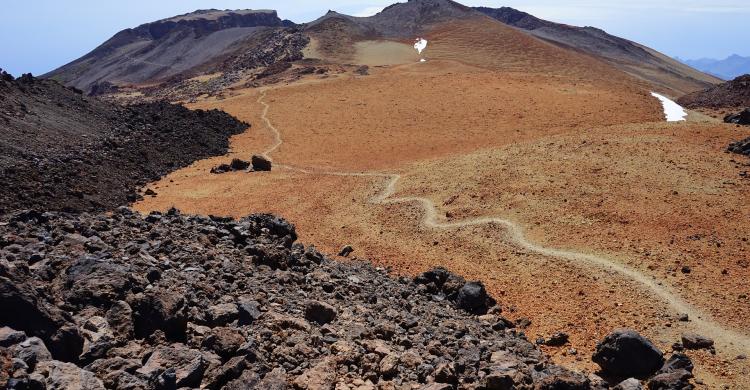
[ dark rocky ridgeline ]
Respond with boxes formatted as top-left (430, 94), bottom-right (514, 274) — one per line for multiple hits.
top-left (724, 108), bottom-right (750, 126)
top-left (677, 74), bottom-right (750, 109)
top-left (0, 72), bottom-right (248, 214)
top-left (1, 208), bottom-right (607, 389)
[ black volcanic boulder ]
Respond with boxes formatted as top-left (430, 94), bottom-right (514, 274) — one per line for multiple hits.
top-left (304, 300), bottom-right (337, 325)
top-left (658, 353), bottom-right (693, 375)
top-left (456, 282), bottom-right (495, 315)
top-left (724, 108), bottom-right (750, 125)
top-left (64, 255), bottom-right (138, 307)
top-left (0, 277), bottom-right (84, 362)
top-left (680, 333), bottom-right (714, 350)
top-left (0, 68), bottom-right (13, 82)
top-left (727, 136), bottom-right (750, 156)
top-left (230, 158), bottom-right (251, 171)
top-left (647, 369), bottom-right (693, 390)
top-left (251, 155), bottom-right (272, 171)
top-left (414, 267), bottom-right (496, 314)
top-left (592, 329), bottom-right (664, 379)
top-left (129, 290), bottom-right (187, 341)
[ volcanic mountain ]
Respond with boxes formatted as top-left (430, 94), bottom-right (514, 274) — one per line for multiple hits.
top-left (44, 10), bottom-right (302, 94)
top-left (474, 6), bottom-right (721, 95)
top-left (45, 0), bottom-right (719, 97)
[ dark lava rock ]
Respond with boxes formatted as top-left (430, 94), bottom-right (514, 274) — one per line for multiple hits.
top-left (230, 158), bottom-right (251, 171)
top-left (304, 300), bottom-right (337, 325)
top-left (0, 68), bottom-right (13, 82)
top-left (414, 267), bottom-right (496, 314)
top-left (0, 76), bottom-right (248, 214)
top-left (0, 209), bottom-right (608, 389)
top-left (545, 332), bottom-right (570, 346)
top-left (728, 136), bottom-right (750, 157)
top-left (237, 299), bottom-right (262, 325)
top-left (592, 329), bottom-right (664, 379)
top-left (0, 326), bottom-right (26, 347)
top-left (251, 154), bottom-right (272, 171)
top-left (724, 108), bottom-right (750, 125)
top-left (534, 364), bottom-right (591, 389)
top-left (0, 277), bottom-right (84, 362)
top-left (678, 74), bottom-right (750, 109)
top-left (338, 245), bottom-right (354, 257)
top-left (680, 333), bottom-right (714, 350)
top-left (211, 159), bottom-right (251, 174)
top-left (130, 290), bottom-right (187, 341)
top-left (355, 65), bottom-right (370, 76)
top-left (456, 281), bottom-right (495, 315)
top-left (658, 353), bottom-right (694, 375)
top-left (647, 369), bottom-right (694, 390)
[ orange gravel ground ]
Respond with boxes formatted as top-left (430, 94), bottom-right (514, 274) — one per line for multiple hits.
top-left (134, 62), bottom-right (750, 387)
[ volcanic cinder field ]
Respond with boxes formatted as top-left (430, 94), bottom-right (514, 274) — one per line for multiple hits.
top-left (133, 28), bottom-right (750, 388)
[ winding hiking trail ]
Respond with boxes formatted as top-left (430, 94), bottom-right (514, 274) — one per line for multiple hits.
top-left (256, 89), bottom-right (750, 353)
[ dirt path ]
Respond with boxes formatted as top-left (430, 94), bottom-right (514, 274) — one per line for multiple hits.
top-left (257, 89), bottom-right (750, 354)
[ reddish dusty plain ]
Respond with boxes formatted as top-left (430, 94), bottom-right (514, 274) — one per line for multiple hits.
top-left (135, 61), bottom-right (750, 387)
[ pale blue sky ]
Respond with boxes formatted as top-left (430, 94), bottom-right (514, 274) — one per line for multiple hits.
top-left (1, 0), bottom-right (749, 76)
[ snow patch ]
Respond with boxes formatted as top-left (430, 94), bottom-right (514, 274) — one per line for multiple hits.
top-left (414, 38), bottom-right (428, 54)
top-left (651, 92), bottom-right (687, 122)
top-left (414, 38), bottom-right (428, 63)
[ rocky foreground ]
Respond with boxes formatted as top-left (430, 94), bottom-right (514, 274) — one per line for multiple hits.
top-left (1, 209), bottom-right (697, 389)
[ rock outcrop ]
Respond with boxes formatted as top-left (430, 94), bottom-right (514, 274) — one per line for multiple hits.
top-left (724, 108), bottom-right (750, 125)
top-left (678, 74), bottom-right (750, 109)
top-left (0, 74), bottom-right (248, 214)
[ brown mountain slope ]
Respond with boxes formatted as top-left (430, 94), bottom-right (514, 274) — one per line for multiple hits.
top-left (303, 1), bottom-right (639, 87)
top-left (474, 6), bottom-right (721, 95)
top-left (44, 10), bottom-right (299, 94)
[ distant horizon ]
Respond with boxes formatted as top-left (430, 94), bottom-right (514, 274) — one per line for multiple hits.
top-left (675, 53), bottom-right (749, 62)
top-left (2, 0), bottom-right (749, 76)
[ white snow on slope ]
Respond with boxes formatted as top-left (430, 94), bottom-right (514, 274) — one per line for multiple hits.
top-left (651, 92), bottom-right (687, 122)
top-left (414, 38), bottom-right (428, 55)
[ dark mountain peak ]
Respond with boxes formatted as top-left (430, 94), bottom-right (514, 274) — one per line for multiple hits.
top-left (305, 0), bottom-right (477, 39)
top-left (377, 0), bottom-right (473, 18)
top-left (363, 0), bottom-right (477, 36)
top-left (473, 6), bottom-right (548, 30)
top-left (45, 7), bottom-right (302, 93)
top-left (136, 9), bottom-right (292, 40)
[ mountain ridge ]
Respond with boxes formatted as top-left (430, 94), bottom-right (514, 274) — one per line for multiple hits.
top-left (44, 9), bottom-right (298, 93)
top-left (474, 6), bottom-right (721, 96)
top-left (677, 54), bottom-right (750, 80)
top-left (44, 0), bottom-right (721, 97)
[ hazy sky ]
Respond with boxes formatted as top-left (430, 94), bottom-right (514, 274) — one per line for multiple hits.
top-left (2, 0), bottom-right (749, 76)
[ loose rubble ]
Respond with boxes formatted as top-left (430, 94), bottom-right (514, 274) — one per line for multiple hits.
top-left (1, 209), bottom-right (610, 389)
top-left (0, 74), bottom-right (248, 214)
